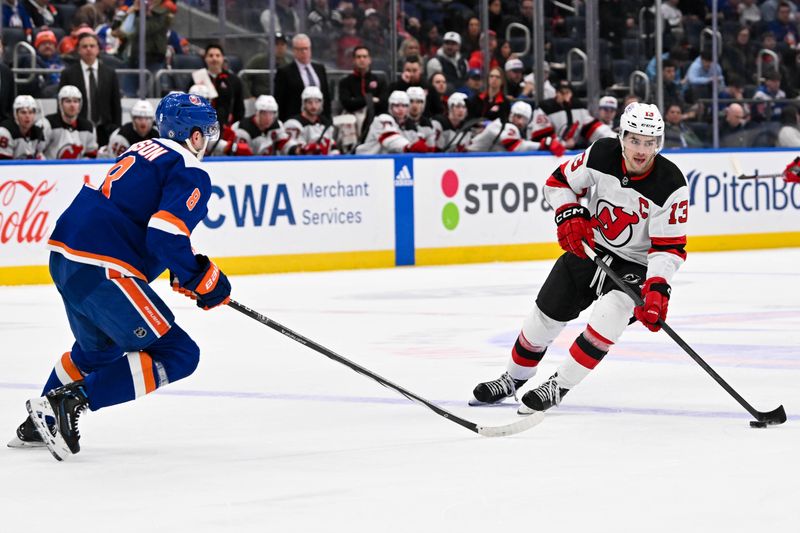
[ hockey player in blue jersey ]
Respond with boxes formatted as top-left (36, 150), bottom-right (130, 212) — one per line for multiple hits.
top-left (10, 93), bottom-right (233, 461)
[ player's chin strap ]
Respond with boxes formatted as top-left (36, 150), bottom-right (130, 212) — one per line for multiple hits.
top-left (225, 298), bottom-right (545, 438)
top-left (581, 241), bottom-right (786, 427)
top-left (184, 137), bottom-right (209, 161)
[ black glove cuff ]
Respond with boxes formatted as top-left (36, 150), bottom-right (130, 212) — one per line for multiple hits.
top-left (554, 204), bottom-right (590, 225)
top-left (650, 282), bottom-right (671, 299)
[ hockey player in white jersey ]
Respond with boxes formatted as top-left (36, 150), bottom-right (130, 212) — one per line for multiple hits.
top-left (0, 95), bottom-right (46, 159)
top-left (404, 86), bottom-right (437, 151)
top-left (470, 103), bottom-right (688, 414)
top-left (432, 92), bottom-right (474, 152)
top-left (42, 85), bottom-right (98, 159)
top-left (99, 99), bottom-right (159, 158)
top-left (355, 90), bottom-right (430, 154)
top-left (232, 95), bottom-right (298, 156)
top-left (284, 86), bottom-right (340, 155)
top-left (467, 101), bottom-right (565, 154)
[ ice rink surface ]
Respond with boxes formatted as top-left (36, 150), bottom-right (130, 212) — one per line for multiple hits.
top-left (2, 249), bottom-right (799, 533)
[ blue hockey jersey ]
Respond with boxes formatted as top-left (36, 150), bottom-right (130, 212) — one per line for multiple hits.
top-left (48, 138), bottom-right (211, 283)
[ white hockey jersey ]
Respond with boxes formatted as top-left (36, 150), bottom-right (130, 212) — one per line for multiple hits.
top-left (234, 116), bottom-right (297, 156)
top-left (402, 117), bottom-right (436, 150)
top-left (98, 122), bottom-right (159, 158)
top-left (467, 118), bottom-right (540, 152)
top-left (41, 113), bottom-right (98, 159)
top-left (545, 137), bottom-right (688, 282)
top-left (284, 115), bottom-right (340, 155)
top-left (432, 115), bottom-right (474, 152)
top-left (355, 114), bottom-right (411, 154)
top-left (0, 119), bottom-right (45, 159)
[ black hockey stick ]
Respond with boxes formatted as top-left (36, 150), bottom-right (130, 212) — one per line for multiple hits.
top-left (227, 299), bottom-right (544, 437)
top-left (582, 242), bottom-right (786, 427)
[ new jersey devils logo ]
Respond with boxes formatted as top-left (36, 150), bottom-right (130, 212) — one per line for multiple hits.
top-left (592, 199), bottom-right (639, 247)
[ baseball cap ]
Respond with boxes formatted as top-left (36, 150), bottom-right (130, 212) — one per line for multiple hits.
top-left (274, 32), bottom-right (287, 44)
top-left (364, 8), bottom-right (379, 17)
top-left (443, 31), bottom-right (461, 45)
top-left (505, 58), bottom-right (524, 71)
top-left (468, 68), bottom-right (482, 79)
top-left (34, 30), bottom-right (57, 48)
top-left (598, 95), bottom-right (618, 109)
top-left (556, 79), bottom-right (573, 92)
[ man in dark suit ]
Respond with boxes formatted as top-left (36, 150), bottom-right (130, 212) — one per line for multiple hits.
top-left (59, 32), bottom-right (121, 146)
top-left (274, 33), bottom-right (331, 121)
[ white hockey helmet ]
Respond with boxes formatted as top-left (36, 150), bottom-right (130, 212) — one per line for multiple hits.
top-left (188, 84), bottom-right (213, 100)
top-left (58, 84), bottom-right (82, 102)
top-left (301, 86), bottom-right (324, 102)
top-left (510, 100), bottom-right (532, 121)
top-left (255, 94), bottom-right (278, 113)
top-left (13, 94), bottom-right (37, 113)
top-left (130, 99), bottom-right (155, 119)
top-left (388, 90), bottom-right (410, 106)
top-left (618, 102), bottom-right (664, 150)
top-left (447, 92), bottom-right (467, 108)
top-left (406, 86), bottom-right (426, 103)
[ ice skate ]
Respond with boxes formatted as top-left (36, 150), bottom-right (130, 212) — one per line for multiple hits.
top-left (469, 372), bottom-right (527, 406)
top-left (26, 381), bottom-right (89, 461)
top-left (7, 417), bottom-right (46, 449)
top-left (518, 373), bottom-right (569, 415)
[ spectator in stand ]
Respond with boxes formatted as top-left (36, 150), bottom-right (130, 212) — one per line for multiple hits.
top-left (432, 92), bottom-right (474, 152)
top-left (753, 69), bottom-right (786, 121)
top-left (33, 29), bottom-right (62, 97)
top-left (462, 17), bottom-right (481, 57)
top-left (686, 50), bottom-right (725, 103)
top-left (96, 8), bottom-right (127, 55)
top-left (274, 33), bottom-right (332, 121)
top-left (468, 66), bottom-right (510, 122)
top-left (0, 95), bottom-right (45, 159)
top-left (335, 9), bottom-right (362, 69)
top-left (719, 102), bottom-right (751, 147)
top-left (3, 0), bottom-right (33, 35)
top-left (59, 24), bottom-right (94, 57)
top-left (661, 0), bottom-right (684, 37)
top-left (768, 2), bottom-right (799, 47)
top-left (418, 21), bottom-right (441, 61)
top-left (98, 99), bottom-right (158, 158)
top-left (285, 86), bottom-right (340, 155)
top-left (23, 0), bottom-right (61, 28)
top-left (121, 0), bottom-right (174, 95)
top-left (426, 31), bottom-right (468, 93)
top-left (59, 32), bottom-right (122, 146)
top-left (455, 68), bottom-right (483, 99)
top-left (719, 74), bottom-right (748, 117)
top-left (663, 103), bottom-right (703, 148)
top-left (356, 90), bottom-right (430, 154)
top-left (403, 86), bottom-right (436, 149)
top-left (339, 45), bottom-right (386, 136)
top-left (502, 0), bottom-right (534, 38)
top-left (384, 55), bottom-right (443, 117)
top-left (758, 31), bottom-right (779, 71)
top-left (599, 0), bottom-right (636, 57)
top-left (233, 94), bottom-right (299, 156)
top-left (523, 62), bottom-right (556, 100)
top-left (596, 95), bottom-right (619, 127)
top-left (307, 0), bottom-right (335, 60)
top-left (721, 26), bottom-right (759, 85)
top-left (496, 41), bottom-right (514, 74)
top-left (761, 0), bottom-right (797, 24)
top-left (428, 72), bottom-right (448, 110)
top-left (781, 49), bottom-right (800, 98)
top-left (361, 8), bottom-right (388, 54)
top-left (243, 32), bottom-right (292, 98)
top-left (738, 0), bottom-right (761, 27)
top-left (504, 58), bottom-right (527, 99)
top-left (397, 37), bottom-right (422, 71)
top-left (487, 0), bottom-right (504, 34)
top-left (197, 43), bottom-right (244, 127)
top-left (777, 105), bottom-right (800, 147)
top-left (42, 85), bottom-right (98, 159)
top-left (657, 59), bottom-right (686, 109)
top-left (468, 30), bottom-right (499, 71)
top-left (646, 44), bottom-right (690, 81)
top-left (260, 0), bottom-right (299, 36)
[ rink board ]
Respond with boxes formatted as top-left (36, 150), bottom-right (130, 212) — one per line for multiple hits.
top-left (1, 149), bottom-right (799, 284)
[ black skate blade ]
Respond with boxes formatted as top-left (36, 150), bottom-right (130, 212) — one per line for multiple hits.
top-left (756, 405), bottom-right (787, 426)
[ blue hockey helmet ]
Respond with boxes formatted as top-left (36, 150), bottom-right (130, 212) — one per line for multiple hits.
top-left (155, 92), bottom-right (220, 143)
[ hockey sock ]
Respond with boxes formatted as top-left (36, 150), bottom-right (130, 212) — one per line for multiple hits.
top-left (557, 326), bottom-right (614, 389)
top-left (507, 331), bottom-right (547, 382)
top-left (41, 351), bottom-right (85, 395)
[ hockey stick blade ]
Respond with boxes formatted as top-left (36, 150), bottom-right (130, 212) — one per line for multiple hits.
top-left (227, 299), bottom-right (544, 437)
top-left (581, 242), bottom-right (786, 426)
top-left (735, 173), bottom-right (783, 180)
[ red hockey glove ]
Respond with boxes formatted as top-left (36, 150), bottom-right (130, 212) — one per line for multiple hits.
top-left (226, 140), bottom-right (253, 156)
top-left (783, 156), bottom-right (800, 183)
top-left (634, 277), bottom-right (671, 332)
top-left (221, 124), bottom-right (236, 142)
top-left (170, 254), bottom-right (231, 310)
top-left (540, 136), bottom-right (565, 157)
top-left (300, 142), bottom-right (322, 155)
top-left (404, 138), bottom-right (430, 153)
top-left (555, 203), bottom-right (594, 259)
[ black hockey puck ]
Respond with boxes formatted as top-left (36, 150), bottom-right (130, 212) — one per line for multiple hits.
top-left (749, 420), bottom-right (768, 428)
